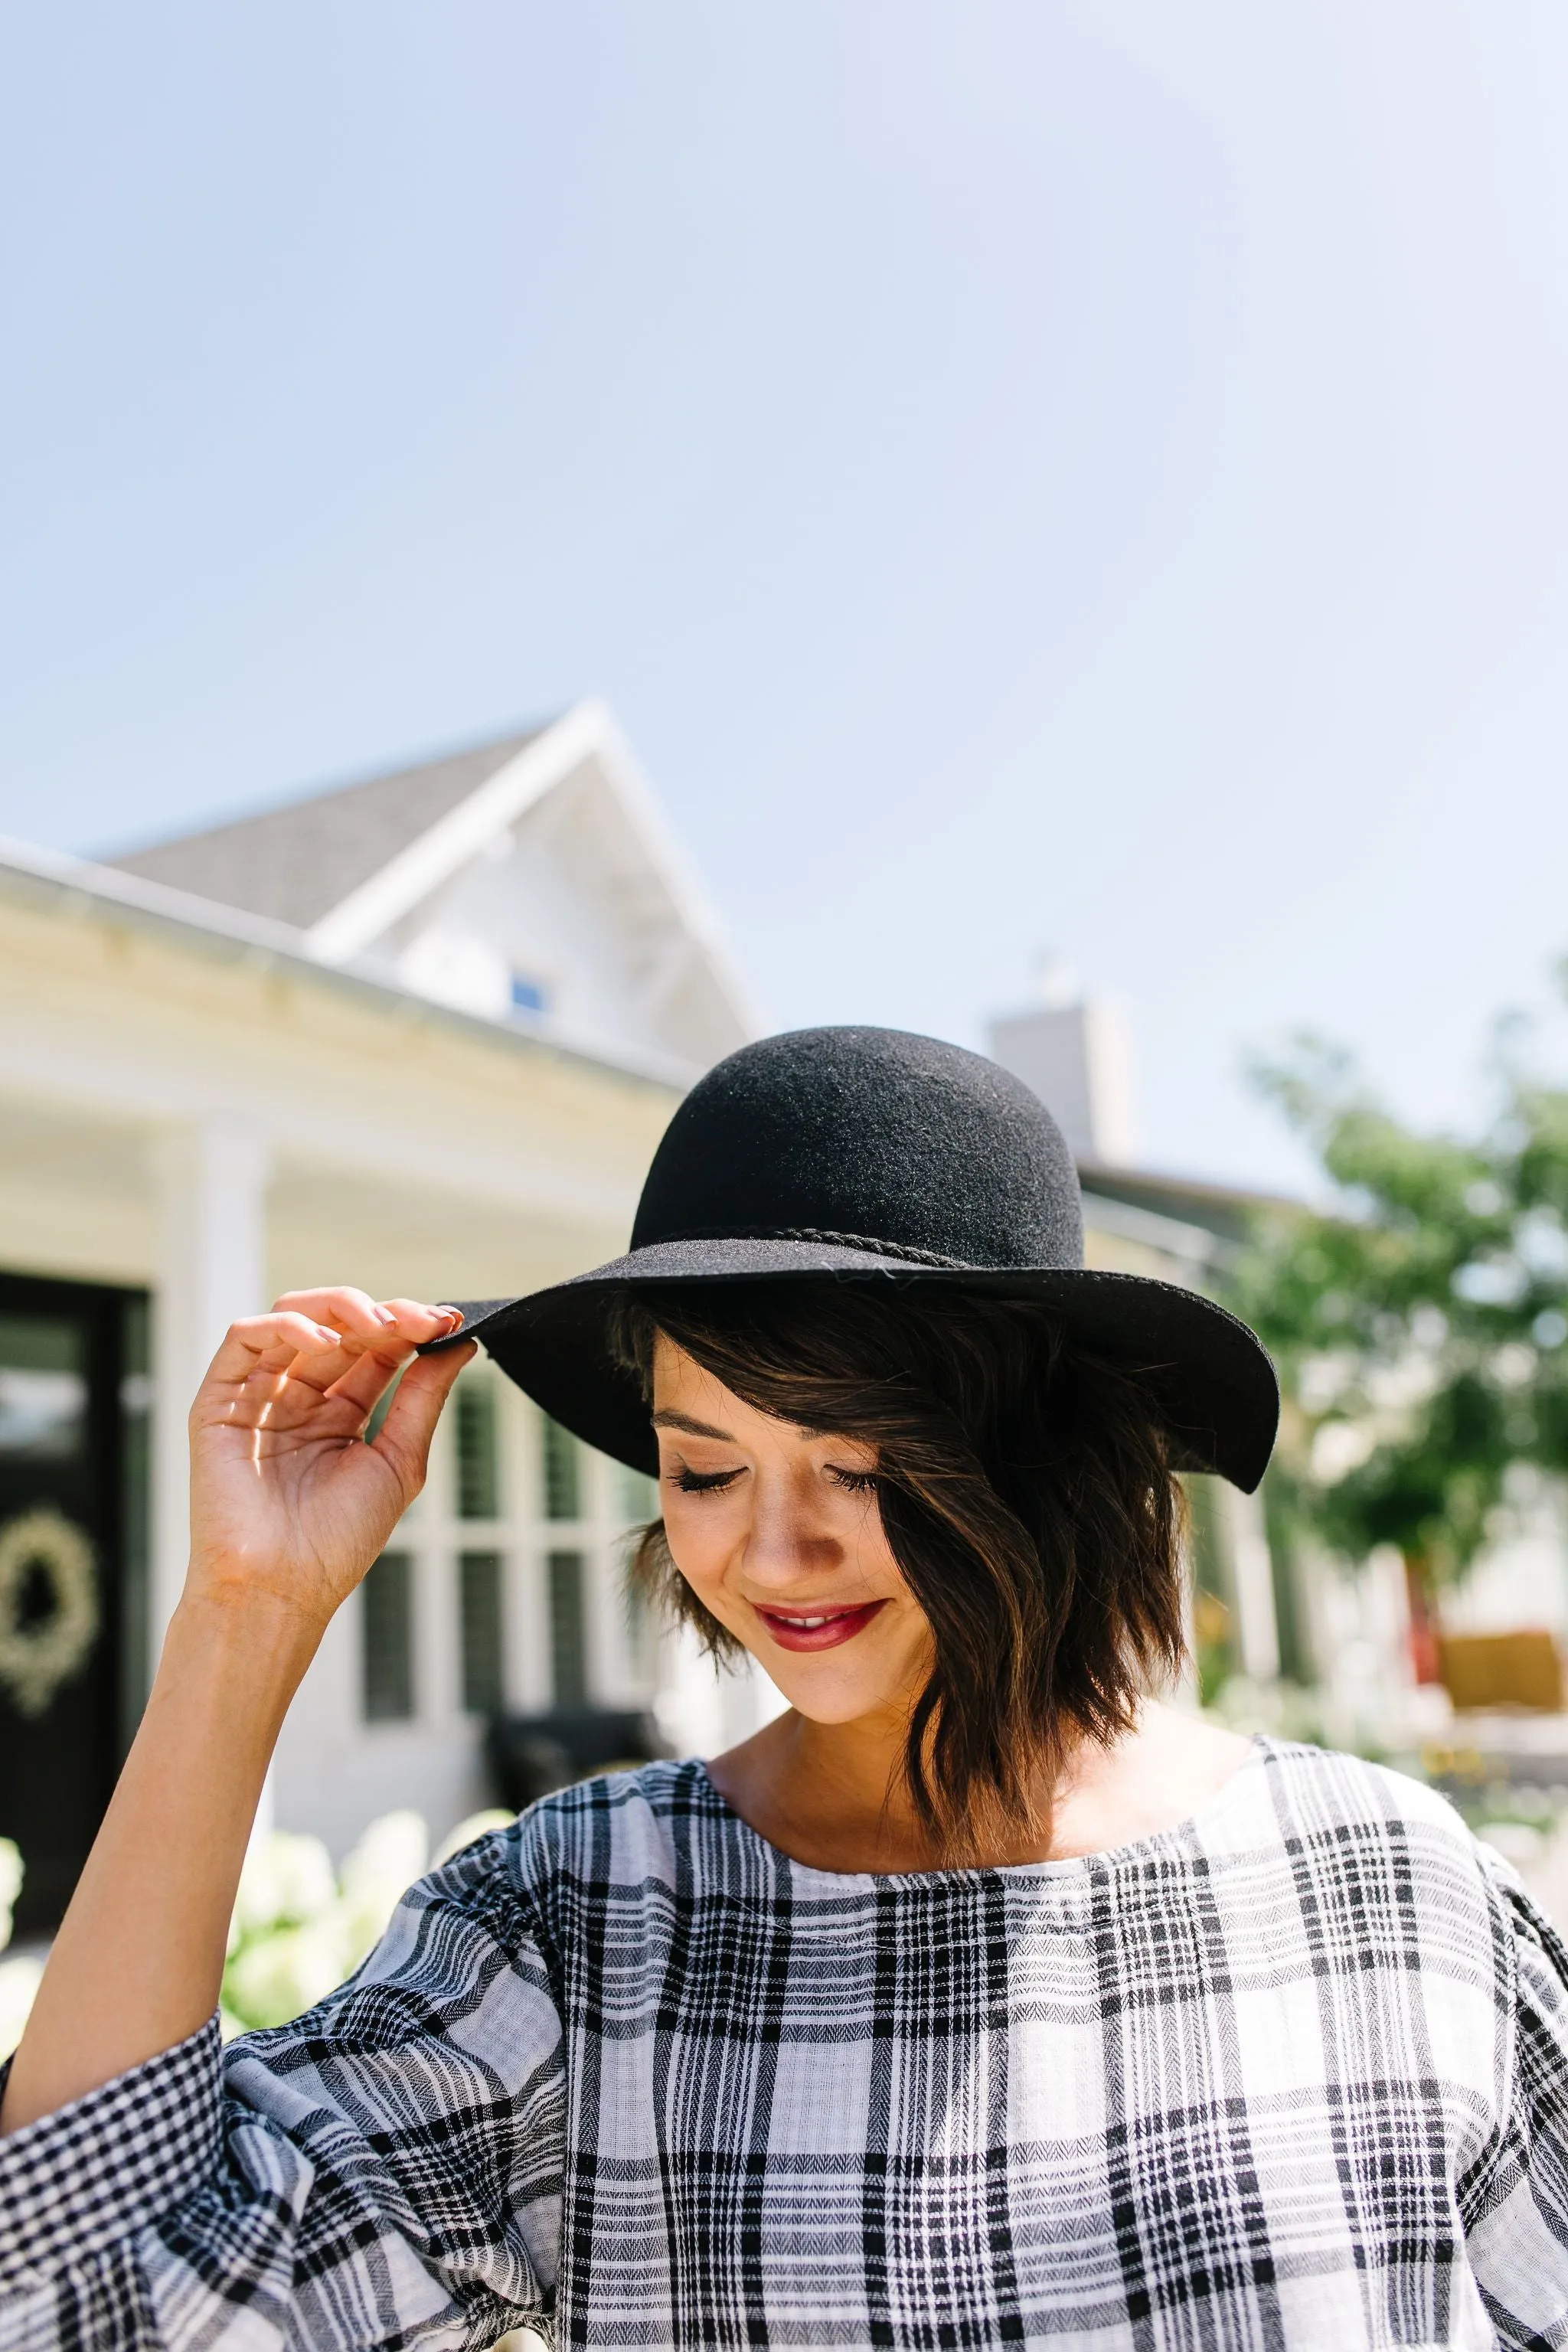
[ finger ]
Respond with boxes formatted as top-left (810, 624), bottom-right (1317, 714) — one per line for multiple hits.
top-left (274, 1286), bottom-right (400, 1343)
top-left (371, 1297), bottom-right (466, 1344)
top-left (273, 1292), bottom-right (460, 1367)
top-left (325, 1344), bottom-right (412, 1422)
top-left (371, 1342), bottom-right (476, 1493)
top-left (311, 1298), bottom-right (459, 1408)
top-left (203, 1311), bottom-right (344, 1390)
top-left (270, 1290), bottom-right (445, 1406)
top-left (273, 1289), bottom-right (459, 1344)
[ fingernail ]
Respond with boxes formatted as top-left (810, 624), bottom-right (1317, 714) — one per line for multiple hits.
top-left (374, 1307), bottom-right (397, 1326)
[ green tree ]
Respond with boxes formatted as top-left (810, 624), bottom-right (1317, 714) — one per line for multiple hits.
top-left (1234, 1036), bottom-right (1568, 1673)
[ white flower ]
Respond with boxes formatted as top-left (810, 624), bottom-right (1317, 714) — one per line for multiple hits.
top-left (231, 1831), bottom-right (337, 1942)
top-left (338, 1811), bottom-right (430, 1968)
top-left (225, 1920), bottom-right (351, 2031)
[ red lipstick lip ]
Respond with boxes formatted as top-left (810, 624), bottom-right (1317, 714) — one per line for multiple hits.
top-left (753, 1599), bottom-right (887, 1652)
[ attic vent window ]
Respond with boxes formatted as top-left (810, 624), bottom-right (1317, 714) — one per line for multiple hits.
top-left (510, 972), bottom-right (550, 1016)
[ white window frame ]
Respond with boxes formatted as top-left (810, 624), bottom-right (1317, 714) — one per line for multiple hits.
top-left (358, 1361), bottom-right (659, 1730)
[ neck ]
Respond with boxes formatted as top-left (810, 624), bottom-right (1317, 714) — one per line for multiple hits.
top-left (706, 1698), bottom-right (1254, 1875)
top-left (709, 1701), bottom-right (1061, 1873)
top-left (769, 1705), bottom-right (931, 1867)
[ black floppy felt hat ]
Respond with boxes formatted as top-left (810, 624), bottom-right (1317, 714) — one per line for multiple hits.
top-left (430, 1026), bottom-right (1279, 1492)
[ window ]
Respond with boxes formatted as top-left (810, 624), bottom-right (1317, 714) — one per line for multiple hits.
top-left (455, 1382), bottom-right (500, 1519)
top-left (362, 1552), bottom-right (414, 1722)
top-left (459, 1550), bottom-right (505, 1713)
top-left (355, 1394), bottom-right (665, 1739)
top-left (541, 1417), bottom-right (581, 1521)
top-left (548, 1550), bottom-right (588, 1703)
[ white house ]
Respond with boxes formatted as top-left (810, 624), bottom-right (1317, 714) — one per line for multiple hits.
top-left (0, 704), bottom-right (770, 1929)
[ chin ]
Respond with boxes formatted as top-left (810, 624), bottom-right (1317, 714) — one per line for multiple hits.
top-left (760, 1655), bottom-right (910, 1725)
top-left (779, 1683), bottom-right (890, 1726)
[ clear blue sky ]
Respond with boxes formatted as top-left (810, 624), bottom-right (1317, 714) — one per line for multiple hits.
top-left (5, 2), bottom-right (1568, 1191)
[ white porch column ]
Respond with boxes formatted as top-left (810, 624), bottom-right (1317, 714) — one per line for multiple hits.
top-left (1225, 1485), bottom-right (1281, 1685)
top-left (149, 1116), bottom-right (272, 1655)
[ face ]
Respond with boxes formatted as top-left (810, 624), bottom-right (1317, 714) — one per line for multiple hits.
top-left (652, 1336), bottom-right (933, 1726)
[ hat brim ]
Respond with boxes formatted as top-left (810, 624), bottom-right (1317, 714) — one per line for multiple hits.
top-left (426, 1236), bottom-right (1279, 1493)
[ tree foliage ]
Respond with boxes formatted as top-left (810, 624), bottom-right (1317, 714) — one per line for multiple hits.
top-left (1233, 1036), bottom-right (1568, 1589)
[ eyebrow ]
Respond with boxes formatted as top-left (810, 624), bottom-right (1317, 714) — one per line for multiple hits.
top-left (650, 1408), bottom-right (736, 1442)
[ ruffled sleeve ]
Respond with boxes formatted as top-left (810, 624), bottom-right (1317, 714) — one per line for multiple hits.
top-left (1460, 1852), bottom-right (1568, 2346)
top-left (0, 1826), bottom-right (564, 2349)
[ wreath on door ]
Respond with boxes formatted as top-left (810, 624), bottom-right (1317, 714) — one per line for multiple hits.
top-left (0, 1507), bottom-right (100, 1719)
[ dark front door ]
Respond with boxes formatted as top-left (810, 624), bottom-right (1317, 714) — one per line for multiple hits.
top-left (0, 1273), bottom-right (138, 1936)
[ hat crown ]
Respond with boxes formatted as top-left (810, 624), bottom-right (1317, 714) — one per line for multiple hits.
top-left (632, 1026), bottom-right (1085, 1272)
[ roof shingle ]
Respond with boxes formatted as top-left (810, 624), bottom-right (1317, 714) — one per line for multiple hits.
top-left (107, 729), bottom-right (544, 930)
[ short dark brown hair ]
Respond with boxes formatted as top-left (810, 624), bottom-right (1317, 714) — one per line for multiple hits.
top-left (613, 1283), bottom-right (1186, 1859)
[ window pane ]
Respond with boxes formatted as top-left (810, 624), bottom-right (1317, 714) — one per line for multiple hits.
top-left (0, 1313), bottom-right (87, 1459)
top-left (362, 1551), bottom-right (414, 1721)
top-left (455, 1383), bottom-right (500, 1519)
top-left (459, 1550), bottom-right (505, 1714)
top-left (541, 1418), bottom-right (580, 1521)
top-left (548, 1550), bottom-right (588, 1704)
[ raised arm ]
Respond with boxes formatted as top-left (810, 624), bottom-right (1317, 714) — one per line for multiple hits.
top-left (1, 1288), bottom-right (472, 2133)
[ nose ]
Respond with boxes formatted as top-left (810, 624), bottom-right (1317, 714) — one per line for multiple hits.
top-left (740, 1468), bottom-right (844, 1592)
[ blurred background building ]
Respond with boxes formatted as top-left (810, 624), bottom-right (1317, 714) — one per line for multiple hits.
top-left (4, 713), bottom-right (1566, 1936)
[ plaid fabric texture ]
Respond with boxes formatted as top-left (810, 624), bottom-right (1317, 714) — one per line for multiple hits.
top-left (2, 1740), bottom-right (1567, 2349)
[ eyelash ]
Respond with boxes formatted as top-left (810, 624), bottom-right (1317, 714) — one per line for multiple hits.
top-left (668, 1465), bottom-right (878, 1498)
top-left (829, 1467), bottom-right (879, 1495)
top-left (671, 1468), bottom-right (740, 1494)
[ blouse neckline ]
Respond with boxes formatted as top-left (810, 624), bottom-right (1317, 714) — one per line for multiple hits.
top-left (688, 1733), bottom-right (1269, 1893)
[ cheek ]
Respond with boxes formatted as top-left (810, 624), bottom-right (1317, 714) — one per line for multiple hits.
top-left (659, 1496), bottom-right (733, 1595)
top-left (851, 1504), bottom-right (911, 1596)
top-left (662, 1518), bottom-right (757, 1648)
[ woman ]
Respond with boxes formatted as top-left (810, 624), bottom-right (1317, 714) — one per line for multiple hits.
top-left (2, 1026), bottom-right (1565, 2348)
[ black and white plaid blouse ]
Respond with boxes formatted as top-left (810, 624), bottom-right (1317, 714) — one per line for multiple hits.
top-left (3, 1740), bottom-right (1567, 2349)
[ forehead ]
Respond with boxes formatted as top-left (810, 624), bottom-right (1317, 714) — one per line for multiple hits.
top-left (648, 1334), bottom-right (861, 1449)
top-left (649, 1334), bottom-right (757, 1423)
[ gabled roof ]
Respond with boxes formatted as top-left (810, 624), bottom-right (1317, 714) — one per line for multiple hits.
top-left (99, 703), bottom-right (760, 1076)
top-left (107, 728), bottom-right (544, 929)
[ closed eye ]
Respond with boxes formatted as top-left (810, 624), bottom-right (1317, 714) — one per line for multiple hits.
top-left (670, 1466), bottom-right (743, 1494)
top-left (827, 1466), bottom-right (879, 1495)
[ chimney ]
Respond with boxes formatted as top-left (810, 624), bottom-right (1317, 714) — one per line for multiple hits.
top-left (987, 965), bottom-right (1137, 1167)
